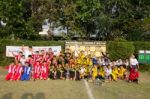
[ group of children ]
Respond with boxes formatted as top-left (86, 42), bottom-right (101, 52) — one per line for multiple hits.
top-left (5, 46), bottom-right (139, 83)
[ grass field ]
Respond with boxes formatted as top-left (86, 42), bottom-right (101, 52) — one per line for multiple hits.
top-left (0, 69), bottom-right (150, 99)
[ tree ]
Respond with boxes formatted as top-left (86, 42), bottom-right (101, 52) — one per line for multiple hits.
top-left (0, 0), bottom-right (149, 41)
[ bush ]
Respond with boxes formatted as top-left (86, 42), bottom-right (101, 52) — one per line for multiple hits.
top-left (0, 39), bottom-right (65, 66)
top-left (133, 41), bottom-right (150, 54)
top-left (139, 64), bottom-right (150, 73)
top-left (107, 39), bottom-right (135, 61)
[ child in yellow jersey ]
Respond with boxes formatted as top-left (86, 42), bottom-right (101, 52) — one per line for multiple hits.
top-left (111, 66), bottom-right (119, 81)
top-left (92, 64), bottom-right (98, 81)
top-left (82, 58), bottom-right (87, 65)
top-left (76, 57), bottom-right (82, 65)
top-left (118, 66), bottom-right (127, 80)
top-left (86, 58), bottom-right (93, 66)
top-left (79, 51), bottom-right (85, 59)
top-left (97, 65), bottom-right (105, 80)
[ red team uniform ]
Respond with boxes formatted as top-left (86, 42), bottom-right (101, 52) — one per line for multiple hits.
top-left (40, 62), bottom-right (49, 80)
top-left (33, 62), bottom-right (41, 80)
top-left (12, 64), bottom-right (23, 81)
top-left (5, 63), bottom-right (15, 80)
top-left (129, 68), bottom-right (139, 81)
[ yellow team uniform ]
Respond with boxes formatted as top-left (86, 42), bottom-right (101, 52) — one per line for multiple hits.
top-left (77, 58), bottom-right (82, 64)
top-left (84, 67), bottom-right (89, 77)
top-left (118, 68), bottom-right (126, 79)
top-left (92, 67), bottom-right (97, 80)
top-left (79, 53), bottom-right (85, 65)
top-left (79, 53), bottom-right (85, 59)
top-left (112, 68), bottom-right (119, 80)
top-left (98, 67), bottom-right (105, 78)
top-left (83, 59), bottom-right (87, 65)
top-left (86, 58), bottom-right (93, 66)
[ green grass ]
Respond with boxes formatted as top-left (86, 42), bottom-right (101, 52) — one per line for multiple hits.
top-left (0, 69), bottom-right (150, 99)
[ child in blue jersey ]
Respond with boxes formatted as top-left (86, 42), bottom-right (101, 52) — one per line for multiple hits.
top-left (21, 62), bottom-right (31, 81)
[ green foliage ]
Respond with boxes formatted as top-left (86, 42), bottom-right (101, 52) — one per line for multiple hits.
top-left (0, 0), bottom-right (34, 39)
top-left (133, 41), bottom-right (150, 55)
top-left (0, 39), bottom-right (65, 66)
top-left (139, 64), bottom-right (150, 73)
top-left (107, 40), bottom-right (135, 60)
top-left (0, 0), bottom-right (150, 40)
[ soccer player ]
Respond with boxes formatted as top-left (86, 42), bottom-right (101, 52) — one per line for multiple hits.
top-left (5, 63), bottom-right (15, 81)
top-left (21, 62), bottom-right (31, 81)
top-left (128, 68), bottom-right (139, 84)
top-left (12, 62), bottom-right (22, 81)
top-left (92, 64), bottom-right (98, 81)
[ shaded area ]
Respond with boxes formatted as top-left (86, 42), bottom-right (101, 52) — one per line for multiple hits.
top-left (21, 93), bottom-right (45, 99)
top-left (1, 93), bottom-right (12, 99)
top-left (1, 93), bottom-right (45, 99)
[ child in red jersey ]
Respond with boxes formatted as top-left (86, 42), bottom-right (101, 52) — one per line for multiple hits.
top-left (129, 68), bottom-right (139, 84)
top-left (12, 51), bottom-right (23, 64)
top-left (33, 61), bottom-right (41, 80)
top-left (38, 54), bottom-right (44, 63)
top-left (5, 63), bottom-right (15, 80)
top-left (40, 61), bottom-right (49, 80)
top-left (12, 62), bottom-right (23, 81)
top-left (26, 55), bottom-right (34, 66)
top-left (43, 54), bottom-right (51, 65)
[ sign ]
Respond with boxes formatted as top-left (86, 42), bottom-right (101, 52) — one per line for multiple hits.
top-left (138, 50), bottom-right (150, 64)
top-left (6, 46), bottom-right (61, 57)
top-left (65, 41), bottom-right (106, 57)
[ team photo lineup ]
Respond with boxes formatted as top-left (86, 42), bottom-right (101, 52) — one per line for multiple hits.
top-left (5, 46), bottom-right (139, 83)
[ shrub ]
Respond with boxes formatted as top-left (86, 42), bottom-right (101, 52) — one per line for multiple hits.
top-left (139, 64), bottom-right (150, 73)
top-left (133, 41), bottom-right (150, 55)
top-left (107, 39), bottom-right (135, 61)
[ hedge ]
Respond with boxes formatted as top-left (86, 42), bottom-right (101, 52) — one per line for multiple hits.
top-left (0, 39), bottom-right (150, 72)
top-left (107, 41), bottom-right (150, 72)
top-left (0, 39), bottom-right (65, 66)
top-left (133, 42), bottom-right (150, 54)
top-left (107, 41), bottom-right (135, 61)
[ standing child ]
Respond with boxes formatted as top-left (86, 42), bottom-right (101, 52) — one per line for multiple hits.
top-left (32, 51), bottom-right (40, 63)
top-left (12, 51), bottom-right (23, 64)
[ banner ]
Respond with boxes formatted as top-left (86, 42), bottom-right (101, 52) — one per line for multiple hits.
top-left (65, 41), bottom-right (106, 57)
top-left (138, 50), bottom-right (150, 64)
top-left (6, 46), bottom-right (61, 57)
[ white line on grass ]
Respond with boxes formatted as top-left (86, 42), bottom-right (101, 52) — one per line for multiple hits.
top-left (84, 80), bottom-right (95, 99)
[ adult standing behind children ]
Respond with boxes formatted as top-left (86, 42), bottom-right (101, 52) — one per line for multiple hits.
top-left (129, 54), bottom-right (139, 69)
